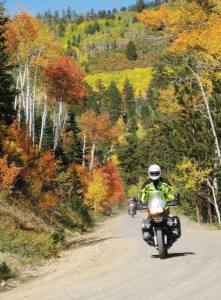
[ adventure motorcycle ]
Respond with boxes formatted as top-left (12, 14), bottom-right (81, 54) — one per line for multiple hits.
top-left (138, 190), bottom-right (181, 259)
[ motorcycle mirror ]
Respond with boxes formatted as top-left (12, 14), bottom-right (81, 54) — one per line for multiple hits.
top-left (136, 203), bottom-right (148, 210)
top-left (174, 192), bottom-right (180, 201)
top-left (167, 199), bottom-right (180, 206)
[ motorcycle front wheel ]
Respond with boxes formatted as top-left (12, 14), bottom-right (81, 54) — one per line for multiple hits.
top-left (156, 229), bottom-right (167, 259)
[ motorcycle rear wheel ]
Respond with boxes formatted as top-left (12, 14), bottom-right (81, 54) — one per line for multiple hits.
top-left (156, 229), bottom-right (167, 259)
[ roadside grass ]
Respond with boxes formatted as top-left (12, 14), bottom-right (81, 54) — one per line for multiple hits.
top-left (0, 221), bottom-right (62, 259)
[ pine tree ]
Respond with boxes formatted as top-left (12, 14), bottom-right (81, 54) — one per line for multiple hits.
top-left (95, 79), bottom-right (107, 114)
top-left (135, 0), bottom-right (147, 12)
top-left (65, 109), bottom-right (83, 164)
top-left (123, 78), bottom-right (137, 132)
top-left (106, 81), bottom-right (122, 123)
top-left (126, 41), bottom-right (137, 60)
top-left (0, 2), bottom-right (15, 125)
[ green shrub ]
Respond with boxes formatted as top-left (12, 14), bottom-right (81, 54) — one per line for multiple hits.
top-left (0, 262), bottom-right (12, 282)
top-left (0, 221), bottom-right (62, 259)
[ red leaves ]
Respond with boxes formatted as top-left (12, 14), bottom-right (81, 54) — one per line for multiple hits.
top-left (44, 55), bottom-right (87, 104)
top-left (102, 159), bottom-right (125, 205)
top-left (0, 156), bottom-right (20, 188)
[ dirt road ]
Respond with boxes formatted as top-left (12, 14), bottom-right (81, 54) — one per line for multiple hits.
top-left (1, 211), bottom-right (221, 300)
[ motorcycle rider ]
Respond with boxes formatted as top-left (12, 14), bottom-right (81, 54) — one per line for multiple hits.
top-left (140, 164), bottom-right (179, 243)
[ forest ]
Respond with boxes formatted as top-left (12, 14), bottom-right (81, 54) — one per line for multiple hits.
top-left (0, 0), bottom-right (221, 278)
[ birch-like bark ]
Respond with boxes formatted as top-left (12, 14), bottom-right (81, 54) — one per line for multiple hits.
top-left (207, 179), bottom-right (221, 225)
top-left (54, 100), bottom-right (63, 150)
top-left (89, 141), bottom-right (96, 172)
top-left (188, 65), bottom-right (221, 162)
top-left (103, 144), bottom-right (114, 163)
top-left (39, 92), bottom-right (48, 151)
top-left (82, 131), bottom-right (86, 166)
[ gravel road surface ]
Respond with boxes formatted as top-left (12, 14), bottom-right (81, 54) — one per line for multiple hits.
top-left (1, 211), bottom-right (221, 300)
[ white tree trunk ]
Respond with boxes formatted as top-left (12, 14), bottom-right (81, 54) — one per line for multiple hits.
top-left (188, 66), bottom-right (221, 162)
top-left (89, 141), bottom-right (96, 172)
top-left (207, 179), bottom-right (221, 225)
top-left (54, 100), bottom-right (63, 150)
top-left (39, 93), bottom-right (48, 151)
top-left (82, 131), bottom-right (86, 166)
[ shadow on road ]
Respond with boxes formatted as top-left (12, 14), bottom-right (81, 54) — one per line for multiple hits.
top-left (68, 236), bottom-right (122, 249)
top-left (151, 252), bottom-right (195, 259)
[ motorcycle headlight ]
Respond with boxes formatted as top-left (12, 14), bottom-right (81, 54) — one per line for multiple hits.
top-left (149, 207), bottom-right (164, 214)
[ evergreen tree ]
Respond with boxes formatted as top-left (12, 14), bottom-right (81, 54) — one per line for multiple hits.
top-left (126, 41), bottom-right (137, 60)
top-left (65, 109), bottom-right (83, 164)
top-left (0, 2), bottom-right (16, 125)
top-left (116, 135), bottom-right (149, 185)
top-left (106, 81), bottom-right (122, 123)
top-left (123, 78), bottom-right (136, 132)
top-left (95, 79), bottom-right (107, 114)
top-left (84, 84), bottom-right (99, 114)
top-left (135, 0), bottom-right (147, 12)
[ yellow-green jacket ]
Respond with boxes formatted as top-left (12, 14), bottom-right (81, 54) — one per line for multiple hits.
top-left (141, 178), bottom-right (174, 204)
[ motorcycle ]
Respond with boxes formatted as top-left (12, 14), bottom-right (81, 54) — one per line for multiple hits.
top-left (128, 200), bottom-right (137, 218)
top-left (138, 190), bottom-right (181, 259)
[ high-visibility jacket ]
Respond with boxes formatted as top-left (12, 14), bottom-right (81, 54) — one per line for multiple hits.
top-left (140, 178), bottom-right (174, 204)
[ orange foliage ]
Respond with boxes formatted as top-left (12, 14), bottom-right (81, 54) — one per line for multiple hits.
top-left (3, 120), bottom-right (34, 166)
top-left (79, 109), bottom-right (123, 143)
top-left (25, 149), bottom-right (58, 200)
top-left (4, 13), bottom-right (39, 56)
top-left (44, 55), bottom-right (87, 104)
top-left (0, 156), bottom-right (20, 188)
top-left (39, 190), bottom-right (60, 208)
top-left (102, 159), bottom-right (125, 205)
top-left (4, 13), bottom-right (61, 67)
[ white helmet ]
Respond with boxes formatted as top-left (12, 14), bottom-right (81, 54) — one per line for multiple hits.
top-left (148, 164), bottom-right (161, 180)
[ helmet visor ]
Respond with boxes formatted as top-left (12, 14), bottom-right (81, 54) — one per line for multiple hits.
top-left (149, 171), bottom-right (160, 177)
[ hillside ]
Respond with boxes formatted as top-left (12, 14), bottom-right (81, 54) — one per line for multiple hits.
top-left (59, 10), bottom-right (169, 73)
top-left (2, 0), bottom-right (221, 288)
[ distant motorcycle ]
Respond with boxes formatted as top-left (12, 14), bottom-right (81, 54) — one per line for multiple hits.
top-left (138, 190), bottom-right (181, 259)
top-left (128, 200), bottom-right (137, 218)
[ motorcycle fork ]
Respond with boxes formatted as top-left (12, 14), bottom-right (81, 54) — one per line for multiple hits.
top-left (153, 226), bottom-right (168, 247)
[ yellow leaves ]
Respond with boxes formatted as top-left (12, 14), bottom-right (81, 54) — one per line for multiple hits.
top-left (137, 4), bottom-right (181, 33)
top-left (136, 119), bottom-right (147, 139)
top-left (176, 158), bottom-right (212, 191)
top-left (84, 169), bottom-right (108, 212)
top-left (158, 87), bottom-right (183, 116)
top-left (137, 2), bottom-right (206, 34)
top-left (84, 68), bottom-right (152, 96)
top-left (138, 2), bottom-right (221, 59)
top-left (171, 13), bottom-right (221, 57)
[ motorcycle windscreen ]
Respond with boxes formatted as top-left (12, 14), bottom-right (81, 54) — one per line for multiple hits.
top-left (148, 190), bottom-right (166, 210)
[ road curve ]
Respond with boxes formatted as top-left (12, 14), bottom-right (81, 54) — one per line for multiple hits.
top-left (1, 211), bottom-right (221, 300)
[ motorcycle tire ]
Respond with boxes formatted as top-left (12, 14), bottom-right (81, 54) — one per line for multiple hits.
top-left (156, 229), bottom-right (167, 259)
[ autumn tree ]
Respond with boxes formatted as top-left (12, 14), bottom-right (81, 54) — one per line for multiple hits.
top-left (137, 1), bottom-right (221, 222)
top-left (102, 159), bottom-right (125, 209)
top-left (79, 110), bottom-right (123, 171)
top-left (4, 12), bottom-right (61, 144)
top-left (44, 55), bottom-right (87, 149)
